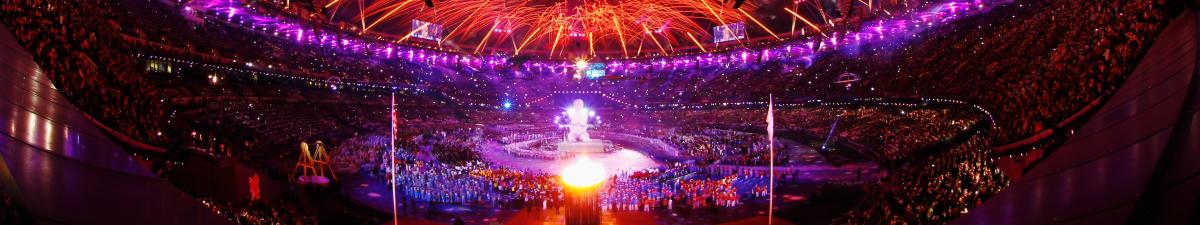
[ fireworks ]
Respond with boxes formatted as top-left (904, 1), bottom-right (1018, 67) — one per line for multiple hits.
top-left (324, 0), bottom-right (757, 57)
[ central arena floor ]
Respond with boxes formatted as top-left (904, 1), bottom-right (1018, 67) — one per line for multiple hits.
top-left (340, 131), bottom-right (878, 224)
top-left (480, 143), bottom-right (664, 175)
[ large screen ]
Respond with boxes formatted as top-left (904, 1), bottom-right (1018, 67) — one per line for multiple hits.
top-left (411, 20), bottom-right (443, 41)
top-left (585, 63), bottom-right (606, 79)
top-left (712, 22), bottom-right (746, 43)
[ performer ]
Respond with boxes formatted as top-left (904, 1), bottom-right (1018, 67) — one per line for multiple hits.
top-left (555, 99), bottom-right (601, 142)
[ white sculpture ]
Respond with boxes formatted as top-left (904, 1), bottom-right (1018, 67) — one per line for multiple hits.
top-left (556, 99), bottom-right (600, 142)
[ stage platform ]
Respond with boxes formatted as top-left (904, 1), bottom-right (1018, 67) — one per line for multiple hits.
top-left (484, 143), bottom-right (662, 176)
top-left (557, 140), bottom-right (606, 153)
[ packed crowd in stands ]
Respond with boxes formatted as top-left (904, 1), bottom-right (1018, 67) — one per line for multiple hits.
top-left (0, 0), bottom-right (170, 147)
top-left (0, 0), bottom-right (1184, 224)
top-left (652, 106), bottom-right (982, 163)
top-left (332, 135), bottom-right (389, 173)
top-left (8, 0), bottom-right (1173, 156)
top-left (198, 198), bottom-right (316, 225)
top-left (821, 108), bottom-right (980, 162)
top-left (663, 129), bottom-right (784, 166)
top-left (410, 129), bottom-right (486, 165)
top-left (836, 135), bottom-right (1007, 224)
top-left (838, 0), bottom-right (1175, 222)
top-left (811, 0), bottom-right (1172, 145)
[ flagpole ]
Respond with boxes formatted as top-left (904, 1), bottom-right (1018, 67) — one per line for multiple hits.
top-left (390, 92), bottom-right (398, 225)
top-left (768, 94), bottom-right (775, 225)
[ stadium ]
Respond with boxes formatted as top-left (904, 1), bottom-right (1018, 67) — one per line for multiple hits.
top-left (0, 0), bottom-right (1196, 224)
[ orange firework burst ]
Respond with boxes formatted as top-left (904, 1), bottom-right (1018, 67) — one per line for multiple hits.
top-left (324, 0), bottom-right (756, 57)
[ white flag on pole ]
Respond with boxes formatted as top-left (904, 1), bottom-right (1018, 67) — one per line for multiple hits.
top-left (767, 96), bottom-right (774, 140)
top-left (767, 94), bottom-right (775, 225)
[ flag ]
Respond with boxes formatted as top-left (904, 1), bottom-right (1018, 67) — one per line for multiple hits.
top-left (389, 92), bottom-right (399, 225)
top-left (390, 94), bottom-right (396, 144)
top-left (766, 94), bottom-right (775, 225)
top-left (766, 95), bottom-right (774, 141)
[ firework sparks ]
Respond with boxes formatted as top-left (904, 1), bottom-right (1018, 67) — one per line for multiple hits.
top-left (325, 0), bottom-right (754, 56)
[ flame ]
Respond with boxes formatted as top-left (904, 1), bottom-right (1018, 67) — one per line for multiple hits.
top-left (561, 156), bottom-right (606, 188)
